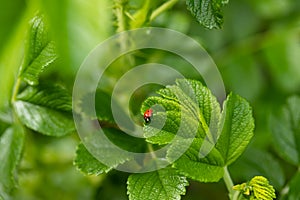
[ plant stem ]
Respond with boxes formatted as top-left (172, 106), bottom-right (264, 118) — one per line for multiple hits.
top-left (147, 143), bottom-right (157, 159)
top-left (11, 77), bottom-right (21, 104)
top-left (113, 0), bottom-right (135, 69)
top-left (114, 0), bottom-right (128, 33)
top-left (10, 77), bottom-right (22, 124)
top-left (223, 167), bottom-right (237, 200)
top-left (150, 0), bottom-right (179, 21)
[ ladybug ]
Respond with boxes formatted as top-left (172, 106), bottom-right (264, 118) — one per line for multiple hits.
top-left (143, 109), bottom-right (153, 124)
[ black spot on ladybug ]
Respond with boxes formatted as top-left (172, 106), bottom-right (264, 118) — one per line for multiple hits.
top-left (143, 109), bottom-right (153, 124)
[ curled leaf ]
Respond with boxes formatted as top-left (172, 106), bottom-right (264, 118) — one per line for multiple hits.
top-left (233, 176), bottom-right (276, 200)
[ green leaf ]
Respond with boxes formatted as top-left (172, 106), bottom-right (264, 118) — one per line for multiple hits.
top-left (286, 172), bottom-right (300, 200)
top-left (156, 80), bottom-right (220, 133)
top-left (77, 128), bottom-right (146, 171)
top-left (103, 128), bottom-right (146, 153)
top-left (141, 96), bottom-right (182, 115)
top-left (176, 79), bottom-right (221, 142)
top-left (143, 109), bottom-right (200, 145)
top-left (270, 96), bottom-right (300, 165)
top-left (233, 176), bottom-right (276, 200)
top-left (80, 89), bottom-right (134, 131)
top-left (216, 93), bottom-right (254, 166)
top-left (167, 138), bottom-right (224, 182)
top-left (0, 108), bottom-right (13, 127)
top-left (0, 126), bottom-right (25, 198)
top-left (127, 167), bottom-right (188, 200)
top-left (17, 84), bottom-right (72, 112)
top-left (186, 0), bottom-right (229, 29)
top-left (74, 143), bottom-right (111, 175)
top-left (129, 0), bottom-right (154, 29)
top-left (142, 79), bottom-right (220, 144)
top-left (14, 84), bottom-right (74, 136)
top-left (141, 79), bottom-right (254, 183)
top-left (19, 15), bottom-right (57, 85)
top-left (80, 90), bottom-right (113, 122)
top-left (0, 120), bottom-right (10, 138)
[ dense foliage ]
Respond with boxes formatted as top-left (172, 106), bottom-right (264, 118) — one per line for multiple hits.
top-left (0, 0), bottom-right (299, 199)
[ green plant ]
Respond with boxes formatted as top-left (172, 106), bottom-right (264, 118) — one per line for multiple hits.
top-left (129, 79), bottom-right (257, 199)
top-left (0, 14), bottom-right (75, 199)
top-left (1, 0), bottom-right (299, 199)
top-left (270, 96), bottom-right (300, 200)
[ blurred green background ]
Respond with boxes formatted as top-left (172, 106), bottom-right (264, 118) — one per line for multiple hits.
top-left (0, 0), bottom-right (299, 199)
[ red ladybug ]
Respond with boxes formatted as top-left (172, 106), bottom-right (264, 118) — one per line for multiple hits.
top-left (143, 109), bottom-right (153, 123)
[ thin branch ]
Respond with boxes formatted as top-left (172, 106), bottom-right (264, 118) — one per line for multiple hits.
top-left (150, 0), bottom-right (179, 22)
